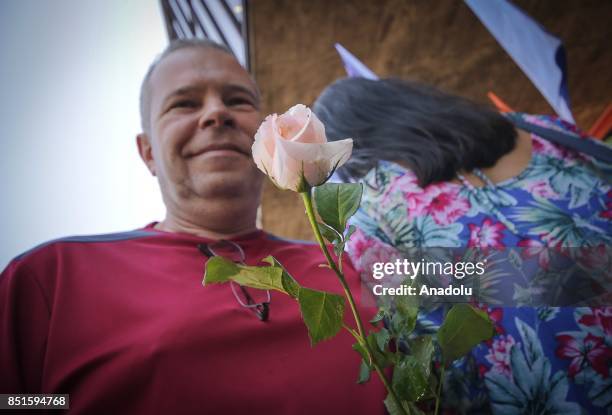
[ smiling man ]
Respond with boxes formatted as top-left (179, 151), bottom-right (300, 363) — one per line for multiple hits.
top-left (137, 42), bottom-right (264, 239)
top-left (0, 39), bottom-right (385, 414)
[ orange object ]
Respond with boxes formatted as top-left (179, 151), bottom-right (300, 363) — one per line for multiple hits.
top-left (487, 91), bottom-right (515, 113)
top-left (588, 104), bottom-right (612, 140)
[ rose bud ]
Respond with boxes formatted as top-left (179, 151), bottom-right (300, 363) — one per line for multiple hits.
top-left (252, 104), bottom-right (353, 192)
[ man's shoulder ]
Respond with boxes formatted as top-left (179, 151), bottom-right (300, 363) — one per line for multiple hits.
top-left (11, 228), bottom-right (156, 265)
top-left (262, 233), bottom-right (327, 256)
top-left (263, 233), bottom-right (318, 247)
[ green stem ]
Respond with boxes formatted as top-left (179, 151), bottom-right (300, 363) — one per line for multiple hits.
top-left (435, 364), bottom-right (446, 415)
top-left (301, 192), bottom-right (366, 339)
top-left (342, 323), bottom-right (359, 341)
top-left (300, 191), bottom-right (408, 415)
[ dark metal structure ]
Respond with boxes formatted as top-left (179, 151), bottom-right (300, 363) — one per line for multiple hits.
top-left (159, 0), bottom-right (248, 68)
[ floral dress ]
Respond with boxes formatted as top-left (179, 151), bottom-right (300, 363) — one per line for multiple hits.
top-left (346, 114), bottom-right (612, 414)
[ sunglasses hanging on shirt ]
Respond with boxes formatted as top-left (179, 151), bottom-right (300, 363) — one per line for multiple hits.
top-left (198, 240), bottom-right (271, 322)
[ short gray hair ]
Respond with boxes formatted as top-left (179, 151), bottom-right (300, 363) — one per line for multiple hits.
top-left (139, 38), bottom-right (233, 133)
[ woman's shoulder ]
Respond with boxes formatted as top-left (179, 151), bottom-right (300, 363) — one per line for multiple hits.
top-left (517, 113), bottom-right (587, 138)
top-left (515, 113), bottom-right (606, 167)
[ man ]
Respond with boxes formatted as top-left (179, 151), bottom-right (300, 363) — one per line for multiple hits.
top-left (0, 39), bottom-right (385, 414)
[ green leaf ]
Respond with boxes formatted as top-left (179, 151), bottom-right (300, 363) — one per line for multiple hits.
top-left (407, 336), bottom-right (436, 400)
top-left (370, 309), bottom-right (386, 325)
top-left (393, 355), bottom-right (430, 402)
top-left (333, 240), bottom-right (346, 257)
top-left (408, 402), bottom-right (427, 415)
top-left (204, 256), bottom-right (286, 293)
top-left (261, 256), bottom-right (300, 298)
top-left (374, 328), bottom-right (391, 352)
top-left (317, 221), bottom-right (342, 244)
top-left (204, 255), bottom-right (303, 300)
top-left (352, 340), bottom-right (369, 363)
top-left (353, 333), bottom-right (393, 370)
top-left (437, 304), bottom-right (494, 365)
top-left (314, 183), bottom-right (363, 234)
top-left (384, 394), bottom-right (412, 415)
top-left (203, 256), bottom-right (241, 283)
top-left (366, 332), bottom-right (393, 368)
top-left (393, 293), bottom-right (419, 333)
top-left (390, 313), bottom-right (403, 335)
top-left (390, 308), bottom-right (417, 337)
top-left (357, 360), bottom-right (371, 384)
top-left (297, 287), bottom-right (345, 345)
top-left (410, 335), bottom-right (435, 367)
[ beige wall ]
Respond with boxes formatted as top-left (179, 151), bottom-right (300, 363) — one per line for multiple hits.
top-left (248, 0), bottom-right (612, 240)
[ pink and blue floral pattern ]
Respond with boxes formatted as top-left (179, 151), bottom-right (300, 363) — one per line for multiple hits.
top-left (347, 114), bottom-right (611, 414)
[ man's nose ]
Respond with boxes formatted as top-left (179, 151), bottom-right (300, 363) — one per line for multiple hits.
top-left (198, 99), bottom-right (235, 129)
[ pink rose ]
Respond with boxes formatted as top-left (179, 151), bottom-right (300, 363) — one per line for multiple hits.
top-left (251, 104), bottom-right (353, 192)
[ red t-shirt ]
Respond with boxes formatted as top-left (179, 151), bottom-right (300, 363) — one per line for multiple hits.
top-left (0, 224), bottom-right (386, 414)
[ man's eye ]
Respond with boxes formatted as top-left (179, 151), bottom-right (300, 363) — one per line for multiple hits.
top-left (227, 97), bottom-right (254, 107)
top-left (172, 100), bottom-right (198, 109)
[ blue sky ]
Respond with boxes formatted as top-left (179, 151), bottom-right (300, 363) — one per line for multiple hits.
top-left (0, 1), bottom-right (167, 268)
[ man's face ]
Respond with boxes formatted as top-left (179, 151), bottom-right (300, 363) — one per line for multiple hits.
top-left (139, 47), bottom-right (264, 205)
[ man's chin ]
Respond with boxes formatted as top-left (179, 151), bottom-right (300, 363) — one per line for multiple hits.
top-left (189, 171), bottom-right (262, 198)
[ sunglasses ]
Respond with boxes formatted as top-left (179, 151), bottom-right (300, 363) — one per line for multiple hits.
top-left (199, 240), bottom-right (271, 322)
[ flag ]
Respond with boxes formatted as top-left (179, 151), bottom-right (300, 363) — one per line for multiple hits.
top-left (465, 0), bottom-right (575, 123)
top-left (487, 91), bottom-right (515, 113)
top-left (334, 43), bottom-right (379, 80)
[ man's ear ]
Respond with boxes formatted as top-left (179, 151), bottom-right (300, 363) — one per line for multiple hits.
top-left (136, 133), bottom-right (156, 176)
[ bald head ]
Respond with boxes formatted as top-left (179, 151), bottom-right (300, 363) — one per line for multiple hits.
top-left (139, 39), bottom-right (251, 133)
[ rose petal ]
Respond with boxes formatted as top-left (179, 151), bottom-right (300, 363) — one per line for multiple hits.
top-left (277, 138), bottom-right (353, 163)
top-left (276, 104), bottom-right (310, 141)
top-left (252, 135), bottom-right (273, 176)
top-left (277, 105), bottom-right (327, 145)
top-left (253, 114), bottom-right (278, 155)
top-left (290, 109), bottom-right (327, 145)
top-left (308, 111), bottom-right (328, 144)
top-left (271, 136), bottom-right (303, 190)
top-left (252, 114), bottom-right (278, 176)
top-left (287, 104), bottom-right (309, 118)
top-left (275, 138), bottom-right (353, 187)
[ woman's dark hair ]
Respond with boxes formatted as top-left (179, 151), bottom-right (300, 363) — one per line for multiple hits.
top-left (313, 77), bottom-right (517, 187)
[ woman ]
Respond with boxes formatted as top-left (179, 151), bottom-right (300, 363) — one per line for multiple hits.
top-left (313, 78), bottom-right (611, 414)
